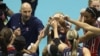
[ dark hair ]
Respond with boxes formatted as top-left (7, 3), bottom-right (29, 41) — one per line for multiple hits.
top-left (13, 36), bottom-right (26, 51)
top-left (0, 0), bottom-right (3, 1)
top-left (97, 11), bottom-right (100, 18)
top-left (86, 7), bottom-right (98, 19)
top-left (0, 35), bottom-right (8, 56)
top-left (13, 36), bottom-right (26, 56)
top-left (0, 27), bottom-right (13, 44)
top-left (0, 27), bottom-right (12, 56)
top-left (50, 44), bottom-right (58, 56)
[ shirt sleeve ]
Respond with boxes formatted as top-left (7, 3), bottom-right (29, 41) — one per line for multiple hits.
top-left (35, 18), bottom-right (44, 33)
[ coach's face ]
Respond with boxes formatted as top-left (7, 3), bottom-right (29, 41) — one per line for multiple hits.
top-left (20, 4), bottom-right (32, 21)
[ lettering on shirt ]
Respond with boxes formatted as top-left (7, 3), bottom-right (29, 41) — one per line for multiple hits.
top-left (64, 52), bottom-right (79, 56)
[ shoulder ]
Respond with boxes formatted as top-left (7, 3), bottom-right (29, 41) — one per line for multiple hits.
top-left (30, 16), bottom-right (43, 25)
top-left (8, 13), bottom-right (21, 22)
top-left (12, 13), bottom-right (21, 17)
top-left (11, 13), bottom-right (21, 19)
top-left (31, 16), bottom-right (42, 22)
top-left (82, 47), bottom-right (89, 51)
top-left (82, 47), bottom-right (90, 54)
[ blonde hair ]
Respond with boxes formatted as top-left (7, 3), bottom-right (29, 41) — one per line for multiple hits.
top-left (67, 29), bottom-right (79, 56)
top-left (52, 12), bottom-right (67, 28)
top-left (88, 0), bottom-right (100, 6)
top-left (53, 12), bottom-right (64, 17)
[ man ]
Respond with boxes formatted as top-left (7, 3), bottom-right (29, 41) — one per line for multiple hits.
top-left (21, 0), bottom-right (38, 16)
top-left (7, 2), bottom-right (44, 56)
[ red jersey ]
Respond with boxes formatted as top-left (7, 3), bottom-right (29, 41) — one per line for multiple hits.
top-left (83, 21), bottom-right (100, 56)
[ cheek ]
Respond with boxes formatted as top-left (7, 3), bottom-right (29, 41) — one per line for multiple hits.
top-left (84, 18), bottom-right (90, 23)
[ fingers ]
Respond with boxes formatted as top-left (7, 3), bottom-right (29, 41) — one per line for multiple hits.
top-left (63, 15), bottom-right (70, 21)
top-left (80, 8), bottom-right (86, 15)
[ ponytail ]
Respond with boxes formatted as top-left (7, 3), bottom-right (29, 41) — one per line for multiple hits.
top-left (67, 29), bottom-right (79, 56)
top-left (71, 39), bottom-right (79, 56)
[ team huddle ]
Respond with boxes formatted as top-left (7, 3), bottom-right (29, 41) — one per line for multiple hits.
top-left (0, 0), bottom-right (100, 56)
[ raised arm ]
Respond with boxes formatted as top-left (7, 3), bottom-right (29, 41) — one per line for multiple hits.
top-left (28, 31), bottom-right (44, 53)
top-left (79, 31), bottom-right (96, 43)
top-left (50, 20), bottom-right (68, 52)
top-left (64, 16), bottom-right (100, 35)
top-left (40, 17), bottom-right (52, 38)
top-left (75, 8), bottom-right (85, 31)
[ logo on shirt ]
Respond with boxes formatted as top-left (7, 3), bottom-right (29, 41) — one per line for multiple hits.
top-left (26, 27), bottom-right (29, 31)
top-left (12, 26), bottom-right (16, 30)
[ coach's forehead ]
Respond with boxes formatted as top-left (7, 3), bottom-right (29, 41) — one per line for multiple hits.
top-left (21, 2), bottom-right (32, 9)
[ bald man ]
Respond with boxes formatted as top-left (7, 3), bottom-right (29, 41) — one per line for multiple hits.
top-left (7, 2), bottom-right (44, 56)
top-left (21, 0), bottom-right (38, 16)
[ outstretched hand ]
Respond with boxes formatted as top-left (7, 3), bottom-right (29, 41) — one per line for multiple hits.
top-left (50, 19), bottom-right (58, 29)
top-left (38, 29), bottom-right (46, 40)
top-left (64, 15), bottom-right (70, 21)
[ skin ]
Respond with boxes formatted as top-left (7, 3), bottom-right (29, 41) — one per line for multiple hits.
top-left (75, 0), bottom-right (100, 30)
top-left (50, 20), bottom-right (91, 56)
top-left (0, 1), bottom-right (13, 17)
top-left (20, 2), bottom-right (32, 24)
top-left (64, 14), bottom-right (100, 43)
top-left (42, 13), bottom-right (70, 56)
top-left (89, 0), bottom-right (100, 10)
top-left (65, 16), bottom-right (100, 35)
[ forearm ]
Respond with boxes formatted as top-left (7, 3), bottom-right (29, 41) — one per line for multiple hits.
top-left (79, 31), bottom-right (95, 43)
top-left (75, 15), bottom-right (84, 31)
top-left (34, 39), bottom-right (41, 49)
top-left (28, 39), bottom-right (41, 53)
top-left (69, 19), bottom-right (100, 34)
top-left (42, 24), bottom-right (50, 37)
top-left (68, 19), bottom-right (89, 30)
top-left (8, 34), bottom-right (16, 45)
top-left (54, 27), bottom-right (58, 38)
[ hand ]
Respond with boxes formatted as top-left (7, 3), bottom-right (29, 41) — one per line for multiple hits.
top-left (38, 30), bottom-right (45, 40)
top-left (64, 15), bottom-right (70, 21)
top-left (27, 43), bottom-right (36, 53)
top-left (80, 8), bottom-right (86, 16)
top-left (78, 15), bottom-right (85, 23)
top-left (50, 19), bottom-right (58, 29)
top-left (48, 17), bottom-right (53, 26)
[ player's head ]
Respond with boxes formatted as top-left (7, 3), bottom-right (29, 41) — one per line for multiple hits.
top-left (67, 29), bottom-right (79, 56)
top-left (83, 7), bottom-right (98, 24)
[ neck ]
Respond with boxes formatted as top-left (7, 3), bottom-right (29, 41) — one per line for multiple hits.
top-left (21, 17), bottom-right (26, 24)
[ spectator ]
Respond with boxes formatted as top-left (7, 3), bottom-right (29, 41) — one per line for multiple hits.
top-left (0, 0), bottom-right (13, 31)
